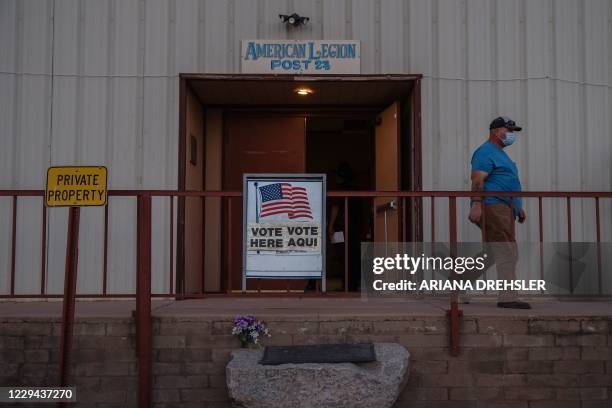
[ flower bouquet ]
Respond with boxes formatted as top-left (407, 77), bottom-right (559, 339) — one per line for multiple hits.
top-left (231, 315), bottom-right (271, 348)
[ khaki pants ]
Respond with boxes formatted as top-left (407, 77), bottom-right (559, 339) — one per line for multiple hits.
top-left (479, 203), bottom-right (518, 302)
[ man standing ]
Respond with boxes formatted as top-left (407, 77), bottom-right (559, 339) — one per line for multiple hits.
top-left (468, 116), bottom-right (531, 309)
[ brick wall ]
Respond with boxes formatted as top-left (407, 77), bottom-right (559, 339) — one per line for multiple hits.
top-left (1, 315), bottom-right (610, 407)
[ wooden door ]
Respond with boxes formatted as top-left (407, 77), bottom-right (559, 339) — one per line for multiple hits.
top-left (374, 102), bottom-right (400, 243)
top-left (223, 115), bottom-right (306, 291)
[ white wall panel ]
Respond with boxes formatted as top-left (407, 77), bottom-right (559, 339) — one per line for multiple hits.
top-left (82, 0), bottom-right (109, 76)
top-left (45, 207), bottom-right (67, 295)
top-left (260, 0), bottom-right (291, 39)
top-left (14, 198), bottom-right (43, 294)
top-left (151, 196), bottom-right (172, 294)
top-left (203, 0), bottom-right (230, 72)
top-left (114, 0), bottom-right (140, 77)
top-left (234, 0), bottom-right (259, 71)
top-left (144, 0), bottom-right (171, 77)
top-left (292, 0), bottom-right (320, 40)
top-left (0, 74), bottom-right (17, 188)
top-left (380, 0), bottom-right (403, 73)
top-left (0, 0), bottom-right (610, 294)
top-left (175, 0), bottom-right (200, 73)
top-left (53, 0), bottom-right (78, 75)
top-left (17, 77), bottom-right (51, 189)
top-left (351, 0), bottom-right (376, 74)
top-left (112, 78), bottom-right (141, 188)
top-left (0, 1), bottom-right (17, 73)
top-left (0, 198), bottom-right (14, 294)
top-left (106, 197), bottom-right (137, 294)
top-left (21, 0), bottom-right (52, 74)
top-left (322, 0), bottom-right (346, 39)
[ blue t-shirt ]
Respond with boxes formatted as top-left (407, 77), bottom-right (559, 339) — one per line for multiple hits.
top-left (471, 140), bottom-right (522, 216)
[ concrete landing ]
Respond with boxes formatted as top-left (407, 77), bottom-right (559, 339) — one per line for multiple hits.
top-left (0, 297), bottom-right (610, 319)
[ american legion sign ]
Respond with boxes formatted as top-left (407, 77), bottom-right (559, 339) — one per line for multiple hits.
top-left (243, 174), bottom-right (326, 291)
top-left (241, 40), bottom-right (360, 74)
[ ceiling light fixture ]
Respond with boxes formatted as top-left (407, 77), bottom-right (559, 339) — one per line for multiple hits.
top-left (295, 88), bottom-right (313, 96)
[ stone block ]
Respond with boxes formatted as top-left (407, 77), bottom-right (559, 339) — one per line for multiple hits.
top-left (503, 335), bottom-right (554, 347)
top-left (529, 320), bottom-right (580, 334)
top-left (581, 346), bottom-right (612, 360)
top-left (556, 334), bottom-right (607, 347)
top-left (461, 334), bottom-right (503, 348)
top-left (448, 387), bottom-right (502, 401)
top-left (528, 347), bottom-right (580, 361)
top-left (153, 335), bottom-right (186, 349)
top-left (226, 343), bottom-right (409, 408)
top-left (478, 319), bottom-right (528, 335)
top-left (503, 387), bottom-right (554, 400)
top-left (399, 387), bottom-right (448, 401)
top-left (553, 360), bottom-right (604, 374)
top-left (504, 360), bottom-right (553, 374)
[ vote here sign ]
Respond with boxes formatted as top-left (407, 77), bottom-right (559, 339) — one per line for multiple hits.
top-left (247, 222), bottom-right (321, 252)
top-left (46, 166), bottom-right (107, 207)
top-left (243, 174), bottom-right (326, 286)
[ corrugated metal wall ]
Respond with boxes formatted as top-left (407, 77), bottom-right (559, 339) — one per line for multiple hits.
top-left (1, 0), bottom-right (611, 294)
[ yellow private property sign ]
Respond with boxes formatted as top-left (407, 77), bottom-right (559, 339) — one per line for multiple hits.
top-left (46, 166), bottom-right (108, 207)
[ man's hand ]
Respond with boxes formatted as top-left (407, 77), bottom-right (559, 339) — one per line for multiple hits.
top-left (468, 202), bottom-right (482, 224)
top-left (518, 208), bottom-right (526, 224)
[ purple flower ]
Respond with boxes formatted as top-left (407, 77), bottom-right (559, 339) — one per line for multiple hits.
top-left (232, 314), bottom-right (271, 347)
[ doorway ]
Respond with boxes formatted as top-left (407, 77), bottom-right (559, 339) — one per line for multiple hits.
top-left (177, 74), bottom-right (422, 295)
top-left (223, 114), bottom-right (306, 291)
top-left (306, 116), bottom-right (375, 291)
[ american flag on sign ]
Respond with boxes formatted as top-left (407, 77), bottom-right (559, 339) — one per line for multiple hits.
top-left (258, 183), bottom-right (313, 219)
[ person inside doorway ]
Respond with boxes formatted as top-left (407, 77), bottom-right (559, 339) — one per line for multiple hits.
top-left (327, 163), bottom-right (364, 291)
top-left (468, 116), bottom-right (530, 309)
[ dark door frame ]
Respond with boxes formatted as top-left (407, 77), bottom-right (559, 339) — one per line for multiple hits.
top-left (176, 73), bottom-right (423, 296)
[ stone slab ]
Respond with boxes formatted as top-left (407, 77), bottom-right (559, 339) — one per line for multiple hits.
top-left (226, 342), bottom-right (410, 408)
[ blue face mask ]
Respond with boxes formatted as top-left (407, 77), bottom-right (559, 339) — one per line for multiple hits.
top-left (502, 132), bottom-right (516, 146)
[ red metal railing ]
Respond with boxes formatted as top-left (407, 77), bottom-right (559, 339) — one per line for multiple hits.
top-left (1, 189), bottom-right (611, 298)
top-left (2, 189), bottom-right (610, 406)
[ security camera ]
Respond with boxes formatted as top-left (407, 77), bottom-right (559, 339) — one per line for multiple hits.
top-left (279, 13), bottom-right (309, 27)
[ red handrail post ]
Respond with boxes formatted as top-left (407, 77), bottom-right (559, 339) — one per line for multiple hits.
top-left (227, 197), bottom-right (233, 294)
top-left (538, 196), bottom-right (544, 293)
top-left (40, 200), bottom-right (47, 295)
top-left (169, 196), bottom-right (174, 294)
top-left (136, 194), bottom-right (152, 408)
top-left (595, 197), bottom-right (602, 295)
top-left (10, 195), bottom-right (17, 295)
top-left (344, 196), bottom-right (349, 292)
top-left (59, 206), bottom-right (80, 391)
top-left (566, 197), bottom-right (573, 293)
top-left (447, 196), bottom-right (462, 357)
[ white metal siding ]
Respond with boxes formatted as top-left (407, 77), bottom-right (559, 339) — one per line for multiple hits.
top-left (0, 0), bottom-right (611, 294)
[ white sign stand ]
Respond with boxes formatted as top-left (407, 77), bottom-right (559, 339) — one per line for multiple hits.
top-left (243, 174), bottom-right (326, 292)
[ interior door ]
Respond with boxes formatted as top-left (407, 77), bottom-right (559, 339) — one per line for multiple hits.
top-left (374, 102), bottom-right (400, 244)
top-left (224, 115), bottom-right (306, 291)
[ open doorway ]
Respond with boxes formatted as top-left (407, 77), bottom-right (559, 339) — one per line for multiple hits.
top-left (177, 75), bottom-right (422, 295)
top-left (306, 116), bottom-right (374, 291)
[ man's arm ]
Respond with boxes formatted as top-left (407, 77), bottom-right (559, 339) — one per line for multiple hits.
top-left (471, 171), bottom-right (488, 199)
top-left (468, 170), bottom-right (488, 224)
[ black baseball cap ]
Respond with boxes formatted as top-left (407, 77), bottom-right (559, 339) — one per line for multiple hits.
top-left (490, 116), bottom-right (522, 131)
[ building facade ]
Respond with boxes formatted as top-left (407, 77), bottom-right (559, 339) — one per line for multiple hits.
top-left (1, 0), bottom-right (611, 295)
